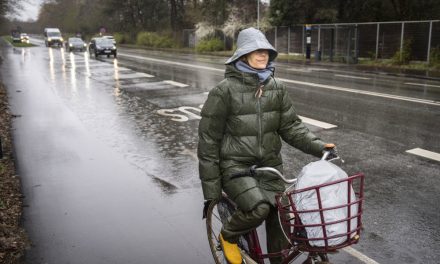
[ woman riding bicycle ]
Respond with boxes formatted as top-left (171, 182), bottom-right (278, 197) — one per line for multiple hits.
top-left (198, 27), bottom-right (336, 264)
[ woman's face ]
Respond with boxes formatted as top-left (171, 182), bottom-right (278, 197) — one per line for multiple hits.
top-left (246, 49), bottom-right (269, 69)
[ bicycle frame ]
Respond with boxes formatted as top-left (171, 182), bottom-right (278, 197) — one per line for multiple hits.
top-left (241, 172), bottom-right (365, 264)
top-left (243, 231), bottom-right (303, 264)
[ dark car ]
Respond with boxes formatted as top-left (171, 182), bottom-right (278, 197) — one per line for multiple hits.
top-left (11, 30), bottom-right (21, 43)
top-left (65, 37), bottom-right (86, 52)
top-left (88, 38), bottom-right (117, 58)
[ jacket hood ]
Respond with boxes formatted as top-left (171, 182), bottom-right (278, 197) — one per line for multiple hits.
top-left (225, 27), bottom-right (278, 65)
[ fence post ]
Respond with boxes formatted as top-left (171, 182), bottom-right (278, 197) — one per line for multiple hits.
top-left (376, 23), bottom-right (380, 60)
top-left (427, 21), bottom-right (433, 64)
top-left (400, 22), bottom-right (405, 60)
top-left (302, 25), bottom-right (305, 57)
top-left (318, 25), bottom-right (321, 53)
top-left (335, 25), bottom-right (338, 59)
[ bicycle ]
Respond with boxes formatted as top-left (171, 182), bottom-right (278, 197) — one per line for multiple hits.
top-left (205, 151), bottom-right (365, 264)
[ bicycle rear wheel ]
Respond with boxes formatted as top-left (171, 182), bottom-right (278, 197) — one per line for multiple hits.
top-left (206, 196), bottom-right (251, 264)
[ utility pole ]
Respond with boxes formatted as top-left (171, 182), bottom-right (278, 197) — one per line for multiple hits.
top-left (257, 0), bottom-right (260, 29)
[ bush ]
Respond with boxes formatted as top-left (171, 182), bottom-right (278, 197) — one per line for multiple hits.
top-left (195, 38), bottom-right (224, 52)
top-left (114, 32), bottom-right (132, 44)
top-left (429, 46), bottom-right (440, 68)
top-left (136, 32), bottom-right (174, 48)
top-left (391, 39), bottom-right (412, 65)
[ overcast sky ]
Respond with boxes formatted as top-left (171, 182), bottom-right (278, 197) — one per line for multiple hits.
top-left (15, 0), bottom-right (271, 22)
top-left (13, 0), bottom-right (42, 21)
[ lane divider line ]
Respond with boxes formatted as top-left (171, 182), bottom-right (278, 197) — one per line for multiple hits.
top-left (335, 74), bottom-right (371, 80)
top-left (406, 148), bottom-right (440, 162)
top-left (118, 53), bottom-right (224, 72)
top-left (278, 78), bottom-right (440, 106)
top-left (118, 52), bottom-right (440, 106)
top-left (287, 68), bottom-right (311, 73)
top-left (298, 115), bottom-right (337, 129)
top-left (342, 247), bottom-right (380, 264)
top-left (163, 80), bottom-right (189, 87)
top-left (404, 82), bottom-right (440, 88)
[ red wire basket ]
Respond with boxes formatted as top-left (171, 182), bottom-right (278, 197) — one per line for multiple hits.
top-left (276, 173), bottom-right (365, 253)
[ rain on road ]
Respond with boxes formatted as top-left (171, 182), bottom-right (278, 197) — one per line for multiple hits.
top-left (0, 37), bottom-right (439, 264)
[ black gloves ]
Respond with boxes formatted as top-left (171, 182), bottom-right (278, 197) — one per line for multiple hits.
top-left (202, 200), bottom-right (213, 219)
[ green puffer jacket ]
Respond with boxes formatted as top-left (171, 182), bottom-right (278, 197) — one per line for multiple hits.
top-left (198, 65), bottom-right (326, 211)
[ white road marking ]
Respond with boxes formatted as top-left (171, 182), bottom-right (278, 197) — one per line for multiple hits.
top-left (163, 80), bottom-right (189, 87)
top-left (118, 53), bottom-right (224, 72)
top-left (287, 67), bottom-right (311, 73)
top-left (406, 148), bottom-right (440, 162)
top-left (343, 247), bottom-right (380, 264)
top-left (309, 67), bottom-right (330, 72)
top-left (181, 148), bottom-right (198, 160)
top-left (405, 82), bottom-right (440, 88)
top-left (335, 74), bottom-right (371, 80)
top-left (278, 78), bottom-right (440, 106)
top-left (298, 115), bottom-right (337, 129)
top-left (118, 52), bottom-right (440, 106)
top-left (116, 72), bottom-right (154, 79)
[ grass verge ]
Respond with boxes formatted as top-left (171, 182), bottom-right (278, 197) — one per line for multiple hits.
top-left (0, 81), bottom-right (29, 263)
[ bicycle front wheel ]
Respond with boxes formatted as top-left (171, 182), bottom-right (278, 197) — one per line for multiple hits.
top-left (206, 196), bottom-right (251, 264)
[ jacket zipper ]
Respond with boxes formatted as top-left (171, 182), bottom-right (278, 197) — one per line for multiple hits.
top-left (256, 84), bottom-right (264, 159)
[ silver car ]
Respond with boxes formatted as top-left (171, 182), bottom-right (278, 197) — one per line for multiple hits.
top-left (65, 37), bottom-right (86, 52)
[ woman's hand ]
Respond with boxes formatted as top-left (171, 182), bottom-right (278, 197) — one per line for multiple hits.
top-left (203, 200), bottom-right (213, 219)
top-left (323, 143), bottom-right (338, 160)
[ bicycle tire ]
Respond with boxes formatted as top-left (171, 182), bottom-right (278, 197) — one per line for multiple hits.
top-left (206, 196), bottom-right (251, 264)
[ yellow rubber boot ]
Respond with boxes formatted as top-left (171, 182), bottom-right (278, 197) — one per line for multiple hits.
top-left (219, 233), bottom-right (242, 264)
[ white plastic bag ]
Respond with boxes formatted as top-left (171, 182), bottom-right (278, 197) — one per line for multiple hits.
top-left (294, 160), bottom-right (358, 247)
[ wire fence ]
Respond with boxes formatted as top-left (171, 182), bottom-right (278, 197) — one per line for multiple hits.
top-left (182, 20), bottom-right (440, 64)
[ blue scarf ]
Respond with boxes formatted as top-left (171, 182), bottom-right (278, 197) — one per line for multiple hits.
top-left (235, 60), bottom-right (274, 83)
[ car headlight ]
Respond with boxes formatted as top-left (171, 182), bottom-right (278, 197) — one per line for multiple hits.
top-left (69, 44), bottom-right (73, 47)
top-left (112, 46), bottom-right (116, 50)
top-left (96, 46), bottom-right (102, 50)
top-left (83, 43), bottom-right (87, 47)
top-left (48, 38), bottom-right (52, 41)
top-left (60, 38), bottom-right (64, 42)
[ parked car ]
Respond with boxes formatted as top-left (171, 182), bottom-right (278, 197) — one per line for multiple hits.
top-left (20, 33), bottom-right (29, 43)
top-left (88, 38), bottom-right (117, 58)
top-left (65, 37), bottom-right (86, 52)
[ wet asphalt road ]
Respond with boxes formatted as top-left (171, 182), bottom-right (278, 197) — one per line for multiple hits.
top-left (0, 37), bottom-right (439, 264)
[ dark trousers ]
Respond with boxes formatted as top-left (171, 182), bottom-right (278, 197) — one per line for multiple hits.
top-left (221, 202), bottom-right (288, 264)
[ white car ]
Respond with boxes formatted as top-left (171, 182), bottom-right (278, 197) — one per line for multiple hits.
top-left (20, 33), bottom-right (29, 43)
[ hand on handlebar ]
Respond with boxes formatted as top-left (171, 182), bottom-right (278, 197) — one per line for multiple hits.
top-left (203, 200), bottom-right (213, 219)
top-left (323, 143), bottom-right (339, 161)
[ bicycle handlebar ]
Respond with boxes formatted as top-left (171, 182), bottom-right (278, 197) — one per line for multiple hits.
top-left (229, 150), bottom-right (339, 185)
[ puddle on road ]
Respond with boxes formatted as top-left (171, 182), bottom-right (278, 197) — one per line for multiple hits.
top-left (46, 49), bottom-right (202, 194)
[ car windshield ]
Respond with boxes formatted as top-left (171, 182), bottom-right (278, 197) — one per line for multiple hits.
top-left (69, 38), bottom-right (83, 43)
top-left (96, 38), bottom-right (113, 45)
top-left (47, 32), bottom-right (61, 37)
